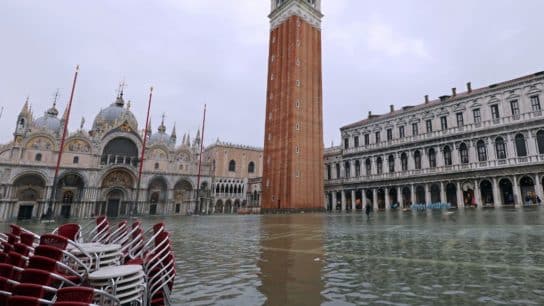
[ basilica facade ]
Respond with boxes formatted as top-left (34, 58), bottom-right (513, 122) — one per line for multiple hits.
top-left (0, 91), bottom-right (222, 221)
top-left (325, 71), bottom-right (544, 211)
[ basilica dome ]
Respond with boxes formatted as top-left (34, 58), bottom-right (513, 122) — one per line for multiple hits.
top-left (148, 119), bottom-right (174, 147)
top-left (33, 104), bottom-right (61, 133)
top-left (92, 95), bottom-right (138, 133)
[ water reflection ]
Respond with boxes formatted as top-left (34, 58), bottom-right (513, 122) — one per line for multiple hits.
top-left (258, 214), bottom-right (325, 306)
top-left (1, 209), bottom-right (544, 305)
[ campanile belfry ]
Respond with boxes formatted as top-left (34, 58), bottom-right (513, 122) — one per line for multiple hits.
top-left (262, 0), bottom-right (324, 212)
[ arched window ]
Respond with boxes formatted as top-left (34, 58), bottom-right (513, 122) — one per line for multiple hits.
top-left (248, 161), bottom-right (255, 174)
top-left (62, 191), bottom-right (74, 204)
top-left (515, 134), bottom-right (527, 157)
top-left (495, 137), bottom-right (506, 159)
top-left (35, 153), bottom-right (42, 162)
top-left (228, 160), bottom-right (236, 172)
top-left (388, 155), bottom-right (395, 173)
top-left (326, 165), bottom-right (331, 180)
top-left (376, 157), bottom-right (383, 174)
top-left (459, 143), bottom-right (469, 164)
top-left (19, 118), bottom-right (25, 128)
top-left (154, 162), bottom-right (159, 170)
top-left (401, 153), bottom-right (408, 171)
top-left (428, 148), bottom-right (436, 168)
top-left (344, 161), bottom-right (351, 178)
top-left (355, 160), bottom-right (361, 177)
top-left (537, 131), bottom-right (544, 154)
top-left (335, 163), bottom-right (340, 178)
top-left (73, 156), bottom-right (79, 164)
top-left (414, 150), bottom-right (421, 170)
top-left (443, 146), bottom-right (452, 166)
top-left (365, 158), bottom-right (371, 175)
top-left (477, 140), bottom-right (487, 161)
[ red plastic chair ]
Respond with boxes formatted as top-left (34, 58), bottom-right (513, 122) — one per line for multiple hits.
top-left (34, 245), bottom-right (64, 261)
top-left (53, 302), bottom-right (94, 306)
top-left (14, 243), bottom-right (33, 257)
top-left (20, 268), bottom-right (76, 288)
top-left (7, 251), bottom-right (27, 267)
top-left (7, 295), bottom-right (53, 306)
top-left (40, 235), bottom-right (68, 250)
top-left (11, 283), bottom-right (56, 300)
top-left (20, 232), bottom-right (38, 247)
top-left (53, 224), bottom-right (81, 242)
top-left (0, 263), bottom-right (23, 280)
top-left (9, 225), bottom-right (22, 237)
top-left (5, 233), bottom-right (19, 245)
top-left (27, 256), bottom-right (82, 284)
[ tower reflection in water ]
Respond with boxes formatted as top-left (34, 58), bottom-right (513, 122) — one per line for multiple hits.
top-left (258, 214), bottom-right (325, 305)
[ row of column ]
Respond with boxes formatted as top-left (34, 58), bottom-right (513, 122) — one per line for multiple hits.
top-left (327, 174), bottom-right (544, 211)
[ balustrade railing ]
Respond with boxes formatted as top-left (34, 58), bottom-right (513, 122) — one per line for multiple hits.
top-left (100, 154), bottom-right (139, 167)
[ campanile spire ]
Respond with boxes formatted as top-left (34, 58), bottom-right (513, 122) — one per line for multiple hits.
top-left (262, 0), bottom-right (325, 212)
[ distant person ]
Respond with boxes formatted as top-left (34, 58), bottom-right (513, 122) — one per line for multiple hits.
top-left (365, 203), bottom-right (371, 218)
top-left (537, 196), bottom-right (542, 206)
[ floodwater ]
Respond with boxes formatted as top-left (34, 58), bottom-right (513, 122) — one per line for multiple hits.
top-left (3, 208), bottom-right (544, 306)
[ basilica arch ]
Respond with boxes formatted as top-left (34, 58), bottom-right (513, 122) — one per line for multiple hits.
top-left (148, 176), bottom-right (168, 215)
top-left (56, 172), bottom-right (86, 218)
top-left (12, 172), bottom-right (47, 219)
top-left (100, 168), bottom-right (135, 217)
top-left (174, 179), bottom-right (193, 214)
top-left (101, 137), bottom-right (139, 167)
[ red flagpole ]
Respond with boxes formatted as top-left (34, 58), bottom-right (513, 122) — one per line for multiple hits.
top-left (195, 104), bottom-right (207, 214)
top-left (45, 65), bottom-right (79, 219)
top-left (133, 86), bottom-right (153, 216)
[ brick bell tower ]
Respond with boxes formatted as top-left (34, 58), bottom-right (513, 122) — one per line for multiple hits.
top-left (262, 0), bottom-right (324, 212)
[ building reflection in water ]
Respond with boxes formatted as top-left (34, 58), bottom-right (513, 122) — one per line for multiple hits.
top-left (258, 214), bottom-right (325, 306)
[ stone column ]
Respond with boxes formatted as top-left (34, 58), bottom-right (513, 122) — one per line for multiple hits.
top-left (457, 181), bottom-right (464, 208)
top-left (436, 148), bottom-right (444, 168)
top-left (351, 160), bottom-right (356, 178)
top-left (440, 182), bottom-right (446, 204)
top-left (424, 184), bottom-right (431, 205)
top-left (527, 131), bottom-right (537, 156)
top-left (452, 145), bottom-right (460, 165)
top-left (421, 149), bottom-right (429, 169)
top-left (535, 173), bottom-right (544, 203)
top-left (474, 179), bottom-right (481, 207)
top-left (408, 150), bottom-right (415, 170)
top-left (492, 177), bottom-right (502, 207)
top-left (372, 188), bottom-right (378, 210)
top-left (397, 186), bottom-right (402, 207)
top-left (351, 189), bottom-right (356, 211)
top-left (512, 175), bottom-right (520, 206)
top-left (341, 190), bottom-right (346, 211)
top-left (362, 189), bottom-right (367, 211)
top-left (385, 187), bottom-right (391, 210)
top-left (410, 184), bottom-right (415, 206)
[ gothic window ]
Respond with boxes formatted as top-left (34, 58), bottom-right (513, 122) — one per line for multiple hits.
top-left (459, 143), bottom-right (469, 164)
top-left (414, 150), bottom-right (421, 170)
top-left (335, 163), bottom-right (340, 178)
top-left (401, 153), bottom-right (408, 171)
top-left (355, 160), bottom-right (361, 177)
top-left (491, 104), bottom-right (500, 120)
top-left (515, 134), bottom-right (527, 157)
top-left (473, 108), bottom-right (481, 124)
top-left (19, 118), bottom-right (25, 128)
top-left (440, 116), bottom-right (448, 130)
top-left (399, 126), bottom-right (405, 138)
top-left (354, 136), bottom-right (359, 147)
top-left (443, 146), bottom-right (452, 166)
top-left (388, 155), bottom-right (395, 173)
top-left (35, 153), bottom-right (42, 162)
top-left (531, 95), bottom-right (541, 111)
top-left (73, 156), bottom-right (79, 164)
top-left (456, 112), bottom-right (464, 127)
top-left (412, 123), bottom-right (419, 136)
top-left (326, 165), bottom-right (331, 180)
top-left (375, 131), bottom-right (381, 143)
top-left (510, 100), bottom-right (520, 116)
top-left (537, 131), bottom-right (544, 154)
top-left (426, 119), bottom-right (433, 133)
top-left (228, 160), bottom-right (236, 172)
top-left (495, 137), bottom-right (507, 159)
top-left (344, 161), bottom-right (350, 178)
top-left (248, 162), bottom-right (255, 174)
top-left (344, 138), bottom-right (349, 149)
top-left (428, 148), bottom-right (436, 168)
top-left (376, 157), bottom-right (383, 175)
top-left (365, 158), bottom-right (372, 175)
top-left (477, 140), bottom-right (487, 161)
top-left (387, 129), bottom-right (393, 141)
top-left (364, 134), bottom-right (370, 145)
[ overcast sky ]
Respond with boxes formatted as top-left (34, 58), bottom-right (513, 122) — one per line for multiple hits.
top-left (1, 0), bottom-right (543, 148)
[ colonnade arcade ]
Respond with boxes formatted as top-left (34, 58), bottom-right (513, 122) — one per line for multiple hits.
top-left (326, 173), bottom-right (544, 211)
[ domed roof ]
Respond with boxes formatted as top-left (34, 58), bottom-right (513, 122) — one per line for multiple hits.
top-left (148, 117), bottom-right (173, 147)
top-left (92, 94), bottom-right (138, 133)
top-left (33, 104), bottom-right (61, 133)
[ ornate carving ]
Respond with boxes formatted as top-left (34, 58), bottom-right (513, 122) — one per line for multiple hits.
top-left (102, 170), bottom-right (133, 188)
top-left (26, 137), bottom-right (53, 150)
top-left (65, 139), bottom-right (91, 153)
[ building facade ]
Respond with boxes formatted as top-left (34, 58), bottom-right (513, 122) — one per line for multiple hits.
top-left (204, 141), bottom-right (263, 213)
top-left (0, 91), bottom-right (216, 220)
top-left (325, 71), bottom-right (544, 211)
top-left (262, 0), bottom-right (325, 212)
